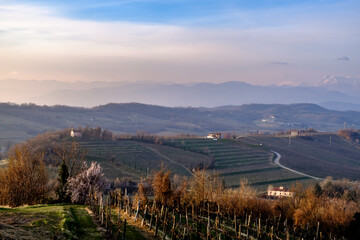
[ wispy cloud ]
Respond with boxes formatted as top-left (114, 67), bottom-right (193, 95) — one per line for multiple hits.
top-left (270, 62), bottom-right (288, 65)
top-left (0, 1), bottom-right (359, 86)
top-left (337, 56), bottom-right (350, 61)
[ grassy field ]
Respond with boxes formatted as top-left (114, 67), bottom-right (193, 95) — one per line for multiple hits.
top-left (240, 134), bottom-right (360, 181)
top-left (0, 204), bottom-right (151, 240)
top-left (0, 204), bottom-right (102, 240)
top-left (165, 138), bottom-right (312, 190)
top-left (78, 140), bottom-right (209, 180)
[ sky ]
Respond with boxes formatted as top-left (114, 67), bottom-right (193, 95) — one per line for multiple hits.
top-left (1, 0), bottom-right (359, 86)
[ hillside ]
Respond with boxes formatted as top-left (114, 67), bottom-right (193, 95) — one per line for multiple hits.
top-left (164, 138), bottom-right (313, 190)
top-left (240, 134), bottom-right (360, 181)
top-left (70, 137), bottom-right (312, 191)
top-left (78, 139), bottom-right (209, 180)
top-left (1, 102), bottom-right (360, 144)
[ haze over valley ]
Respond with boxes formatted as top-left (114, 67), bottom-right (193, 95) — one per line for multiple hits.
top-left (2, 75), bottom-right (360, 111)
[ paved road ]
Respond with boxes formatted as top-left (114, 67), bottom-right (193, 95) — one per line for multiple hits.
top-left (271, 150), bottom-right (322, 180)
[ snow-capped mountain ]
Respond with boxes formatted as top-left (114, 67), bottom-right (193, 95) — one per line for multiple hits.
top-left (320, 75), bottom-right (360, 96)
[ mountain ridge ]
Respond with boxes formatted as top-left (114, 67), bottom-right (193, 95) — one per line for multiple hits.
top-left (2, 78), bottom-right (360, 110)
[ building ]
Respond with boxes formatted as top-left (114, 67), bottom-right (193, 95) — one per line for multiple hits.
top-left (261, 115), bottom-right (276, 123)
top-left (70, 129), bottom-right (82, 138)
top-left (206, 132), bottom-right (222, 139)
top-left (290, 131), bottom-right (299, 137)
top-left (267, 186), bottom-right (294, 198)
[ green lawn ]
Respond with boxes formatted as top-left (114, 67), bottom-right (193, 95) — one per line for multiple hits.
top-left (0, 204), bottom-right (102, 240)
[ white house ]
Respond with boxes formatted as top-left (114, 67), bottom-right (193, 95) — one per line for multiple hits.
top-left (70, 129), bottom-right (82, 138)
top-left (206, 132), bottom-right (222, 139)
top-left (261, 115), bottom-right (276, 123)
top-left (268, 186), bottom-right (294, 198)
top-left (290, 131), bottom-right (299, 137)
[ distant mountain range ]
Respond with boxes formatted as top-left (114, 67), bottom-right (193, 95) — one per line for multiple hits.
top-left (1, 102), bottom-right (359, 142)
top-left (320, 75), bottom-right (360, 96)
top-left (1, 76), bottom-right (360, 111)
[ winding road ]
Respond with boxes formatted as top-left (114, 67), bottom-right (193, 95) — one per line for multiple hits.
top-left (145, 146), bottom-right (194, 176)
top-left (271, 150), bottom-right (322, 180)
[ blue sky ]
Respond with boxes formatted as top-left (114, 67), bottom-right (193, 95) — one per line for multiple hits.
top-left (3, 0), bottom-right (350, 25)
top-left (0, 0), bottom-right (359, 85)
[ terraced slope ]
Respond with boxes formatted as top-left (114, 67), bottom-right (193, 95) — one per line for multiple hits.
top-left (79, 140), bottom-right (209, 180)
top-left (166, 138), bottom-right (312, 190)
top-left (240, 134), bottom-right (360, 180)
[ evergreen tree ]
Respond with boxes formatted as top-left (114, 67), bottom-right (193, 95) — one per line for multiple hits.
top-left (56, 160), bottom-right (70, 202)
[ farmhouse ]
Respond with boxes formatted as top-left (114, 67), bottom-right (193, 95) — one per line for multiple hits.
top-left (207, 132), bottom-right (222, 139)
top-left (267, 186), bottom-right (294, 197)
top-left (290, 131), bottom-right (299, 137)
top-left (262, 115), bottom-right (276, 123)
top-left (70, 129), bottom-right (82, 138)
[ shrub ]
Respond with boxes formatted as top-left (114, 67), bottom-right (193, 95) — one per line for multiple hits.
top-left (67, 162), bottom-right (109, 204)
top-left (0, 145), bottom-right (48, 207)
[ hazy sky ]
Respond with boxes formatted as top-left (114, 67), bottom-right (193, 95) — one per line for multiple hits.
top-left (1, 0), bottom-right (359, 85)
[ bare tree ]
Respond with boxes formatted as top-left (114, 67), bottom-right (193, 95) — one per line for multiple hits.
top-left (54, 141), bottom-right (86, 178)
top-left (0, 145), bottom-right (48, 207)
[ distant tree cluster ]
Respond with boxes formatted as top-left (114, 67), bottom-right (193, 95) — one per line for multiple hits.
top-left (117, 130), bottom-right (199, 144)
top-left (75, 126), bottom-right (114, 141)
top-left (338, 129), bottom-right (360, 142)
top-left (275, 128), bottom-right (318, 136)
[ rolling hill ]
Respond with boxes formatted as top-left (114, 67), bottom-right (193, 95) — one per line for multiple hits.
top-left (74, 137), bottom-right (313, 191)
top-left (164, 138), bottom-right (313, 190)
top-left (82, 134), bottom-right (359, 190)
top-left (1, 102), bottom-right (360, 145)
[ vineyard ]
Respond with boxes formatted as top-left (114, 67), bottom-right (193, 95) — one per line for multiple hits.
top-left (88, 189), bottom-right (335, 240)
top-left (76, 137), bottom-right (317, 190)
top-left (83, 166), bottom-right (359, 240)
top-left (78, 140), bottom-right (209, 180)
top-left (239, 134), bottom-right (360, 180)
top-left (164, 138), bottom-right (312, 190)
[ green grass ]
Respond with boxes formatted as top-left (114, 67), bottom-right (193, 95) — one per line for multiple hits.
top-left (70, 206), bottom-right (103, 240)
top-left (0, 204), bottom-right (157, 239)
top-left (0, 204), bottom-right (102, 239)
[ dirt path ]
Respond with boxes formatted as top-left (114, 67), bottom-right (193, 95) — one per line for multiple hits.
top-left (71, 206), bottom-right (104, 240)
top-left (271, 150), bottom-right (322, 180)
top-left (145, 146), bottom-right (194, 176)
top-left (84, 207), bottom-right (110, 239)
